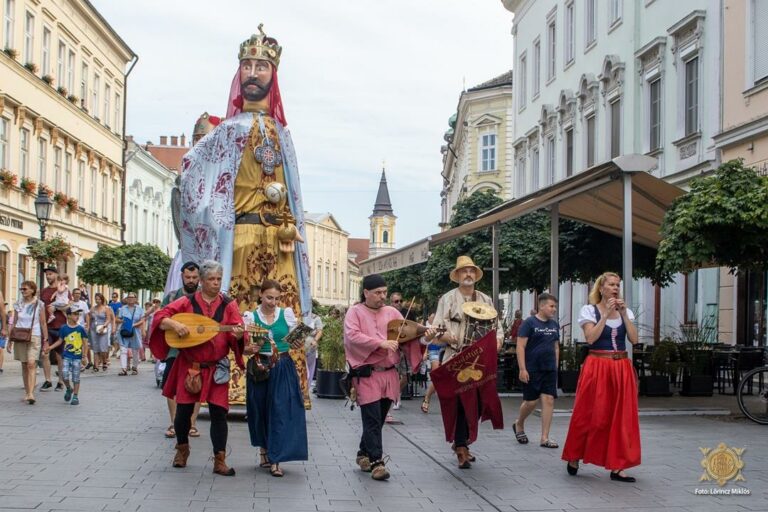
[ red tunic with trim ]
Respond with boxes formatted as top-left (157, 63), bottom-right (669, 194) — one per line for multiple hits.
top-left (149, 292), bottom-right (245, 410)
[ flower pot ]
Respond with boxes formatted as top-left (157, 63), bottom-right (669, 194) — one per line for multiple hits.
top-left (558, 370), bottom-right (580, 393)
top-left (680, 374), bottom-right (714, 397)
top-left (639, 375), bottom-right (672, 397)
top-left (315, 369), bottom-right (345, 399)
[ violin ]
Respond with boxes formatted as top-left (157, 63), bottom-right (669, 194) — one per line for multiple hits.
top-left (386, 319), bottom-right (447, 344)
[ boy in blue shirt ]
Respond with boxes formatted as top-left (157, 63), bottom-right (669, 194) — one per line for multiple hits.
top-left (58, 307), bottom-right (89, 405)
top-left (513, 293), bottom-right (560, 448)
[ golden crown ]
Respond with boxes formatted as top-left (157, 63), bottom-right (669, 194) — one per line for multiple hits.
top-left (238, 24), bottom-right (282, 68)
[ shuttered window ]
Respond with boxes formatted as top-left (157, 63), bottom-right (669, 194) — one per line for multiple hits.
top-left (754, 0), bottom-right (768, 83)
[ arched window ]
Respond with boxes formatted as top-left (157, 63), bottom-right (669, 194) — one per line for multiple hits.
top-left (383, 231), bottom-right (389, 244)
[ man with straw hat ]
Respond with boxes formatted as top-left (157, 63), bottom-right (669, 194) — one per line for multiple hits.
top-left (426, 255), bottom-right (503, 469)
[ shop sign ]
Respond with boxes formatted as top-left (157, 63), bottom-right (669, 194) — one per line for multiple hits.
top-left (0, 211), bottom-right (24, 230)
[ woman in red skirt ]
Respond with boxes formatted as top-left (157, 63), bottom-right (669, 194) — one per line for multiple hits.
top-left (562, 272), bottom-right (640, 482)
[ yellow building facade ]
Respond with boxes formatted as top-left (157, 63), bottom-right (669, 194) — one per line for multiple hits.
top-left (0, 0), bottom-right (135, 304)
top-left (713, 0), bottom-right (768, 345)
top-left (304, 212), bottom-right (354, 307)
top-left (440, 71), bottom-right (513, 228)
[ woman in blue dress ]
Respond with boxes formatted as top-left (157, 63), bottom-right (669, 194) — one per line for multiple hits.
top-left (244, 279), bottom-right (308, 477)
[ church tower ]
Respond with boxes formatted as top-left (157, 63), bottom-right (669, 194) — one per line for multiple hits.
top-left (369, 166), bottom-right (397, 257)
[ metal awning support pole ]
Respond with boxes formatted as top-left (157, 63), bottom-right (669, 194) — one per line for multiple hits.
top-left (550, 203), bottom-right (559, 296)
top-left (623, 172), bottom-right (634, 360)
top-left (492, 222), bottom-right (500, 310)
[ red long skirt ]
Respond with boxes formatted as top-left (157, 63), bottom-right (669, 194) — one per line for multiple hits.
top-left (561, 354), bottom-right (641, 470)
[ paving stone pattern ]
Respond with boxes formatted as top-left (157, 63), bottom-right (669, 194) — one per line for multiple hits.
top-left (0, 362), bottom-right (766, 512)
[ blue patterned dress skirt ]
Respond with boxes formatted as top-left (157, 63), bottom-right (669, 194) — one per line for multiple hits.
top-left (246, 354), bottom-right (308, 463)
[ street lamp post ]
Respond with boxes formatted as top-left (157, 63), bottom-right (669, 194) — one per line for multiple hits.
top-left (34, 189), bottom-right (54, 290)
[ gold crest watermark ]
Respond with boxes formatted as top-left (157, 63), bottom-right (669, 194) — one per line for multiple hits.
top-left (699, 443), bottom-right (745, 487)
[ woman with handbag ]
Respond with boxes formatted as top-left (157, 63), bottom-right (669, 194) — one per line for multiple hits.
top-left (6, 281), bottom-right (48, 404)
top-left (88, 293), bottom-right (115, 372)
top-left (116, 293), bottom-right (145, 375)
top-left (244, 279), bottom-right (308, 478)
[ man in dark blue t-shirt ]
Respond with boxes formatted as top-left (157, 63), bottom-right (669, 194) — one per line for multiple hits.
top-left (513, 292), bottom-right (560, 448)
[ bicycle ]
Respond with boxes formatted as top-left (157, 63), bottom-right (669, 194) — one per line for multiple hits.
top-left (736, 365), bottom-right (768, 425)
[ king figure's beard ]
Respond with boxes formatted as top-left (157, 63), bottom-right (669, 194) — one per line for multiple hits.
top-left (242, 77), bottom-right (272, 102)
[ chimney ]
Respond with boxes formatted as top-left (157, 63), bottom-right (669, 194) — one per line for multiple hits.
top-left (180, 134), bottom-right (186, 147)
top-left (171, 135), bottom-right (178, 146)
top-left (159, 135), bottom-right (168, 145)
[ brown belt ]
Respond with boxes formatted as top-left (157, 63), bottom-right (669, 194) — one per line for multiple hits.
top-left (590, 351), bottom-right (628, 360)
top-left (235, 212), bottom-right (281, 225)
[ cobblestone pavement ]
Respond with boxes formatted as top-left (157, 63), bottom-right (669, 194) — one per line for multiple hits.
top-left (0, 361), bottom-right (766, 512)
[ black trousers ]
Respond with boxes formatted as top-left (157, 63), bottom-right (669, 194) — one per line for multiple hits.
top-left (454, 399), bottom-right (470, 448)
top-left (358, 398), bottom-right (392, 462)
top-left (175, 402), bottom-right (228, 453)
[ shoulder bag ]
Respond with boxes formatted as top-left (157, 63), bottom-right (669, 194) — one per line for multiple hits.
top-left (9, 301), bottom-right (39, 343)
top-left (120, 307), bottom-right (137, 338)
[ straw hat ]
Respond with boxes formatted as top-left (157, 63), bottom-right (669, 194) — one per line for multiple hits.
top-left (449, 255), bottom-right (483, 283)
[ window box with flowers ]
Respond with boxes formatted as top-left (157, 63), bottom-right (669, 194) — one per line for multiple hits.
top-left (65, 197), bottom-right (78, 212)
top-left (53, 192), bottom-right (69, 207)
top-left (23, 62), bottom-right (38, 74)
top-left (56, 86), bottom-right (68, 97)
top-left (19, 177), bottom-right (37, 195)
top-left (0, 169), bottom-right (18, 189)
top-left (3, 47), bottom-right (18, 59)
top-left (38, 183), bottom-right (53, 198)
top-left (41, 74), bottom-right (54, 85)
top-left (66, 94), bottom-right (78, 105)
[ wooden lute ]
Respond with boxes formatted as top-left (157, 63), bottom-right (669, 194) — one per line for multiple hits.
top-left (165, 313), bottom-right (267, 348)
top-left (386, 319), bottom-right (446, 344)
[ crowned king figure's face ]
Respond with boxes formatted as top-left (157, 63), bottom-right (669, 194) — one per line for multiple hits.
top-left (240, 59), bottom-right (273, 102)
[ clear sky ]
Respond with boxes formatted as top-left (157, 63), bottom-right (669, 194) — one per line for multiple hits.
top-left (91, 0), bottom-right (513, 245)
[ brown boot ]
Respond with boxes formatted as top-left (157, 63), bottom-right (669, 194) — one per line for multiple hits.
top-left (172, 444), bottom-right (190, 468)
top-left (456, 446), bottom-right (472, 469)
top-left (213, 451), bottom-right (235, 476)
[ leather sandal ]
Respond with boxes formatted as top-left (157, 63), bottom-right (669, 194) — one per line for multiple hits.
top-left (513, 422), bottom-right (529, 444)
top-left (259, 451), bottom-right (271, 468)
top-left (270, 464), bottom-right (283, 477)
top-left (165, 425), bottom-right (176, 438)
top-left (421, 398), bottom-right (430, 413)
top-left (189, 426), bottom-right (200, 438)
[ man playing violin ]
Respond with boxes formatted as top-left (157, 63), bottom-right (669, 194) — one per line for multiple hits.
top-left (425, 255), bottom-right (503, 469)
top-left (343, 274), bottom-right (420, 481)
top-left (149, 259), bottom-right (245, 476)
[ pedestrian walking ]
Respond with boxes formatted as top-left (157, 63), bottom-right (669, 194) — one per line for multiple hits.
top-left (420, 313), bottom-right (440, 414)
top-left (160, 261), bottom-right (201, 440)
top-left (116, 293), bottom-right (145, 376)
top-left (343, 274), bottom-right (406, 481)
top-left (108, 293), bottom-right (122, 359)
top-left (0, 291), bottom-right (7, 374)
top-left (304, 304), bottom-right (323, 386)
top-left (40, 266), bottom-right (68, 392)
top-left (88, 293), bottom-right (115, 372)
top-left (562, 272), bottom-right (640, 482)
top-left (244, 279), bottom-right (308, 478)
top-left (58, 307), bottom-right (89, 406)
top-left (513, 293), bottom-right (560, 448)
top-left (149, 260), bottom-right (245, 476)
top-left (70, 289), bottom-right (91, 369)
top-left (6, 281), bottom-right (47, 403)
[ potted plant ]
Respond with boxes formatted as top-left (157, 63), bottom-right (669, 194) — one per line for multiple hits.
top-left (41, 74), bottom-right (54, 85)
top-left (315, 314), bottom-right (346, 399)
top-left (65, 197), bottom-right (78, 212)
top-left (28, 234), bottom-right (73, 266)
top-left (19, 177), bottom-right (37, 195)
top-left (67, 94), bottom-right (78, 104)
top-left (23, 62), bottom-right (38, 73)
top-left (3, 47), bottom-right (18, 59)
top-left (56, 86), bottom-right (68, 96)
top-left (678, 318), bottom-right (716, 397)
top-left (0, 169), bottom-right (17, 189)
top-left (53, 192), bottom-right (68, 207)
top-left (639, 338), bottom-right (678, 397)
top-left (558, 342), bottom-right (581, 393)
top-left (39, 183), bottom-right (53, 197)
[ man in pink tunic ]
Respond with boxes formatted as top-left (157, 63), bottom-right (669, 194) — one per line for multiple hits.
top-left (344, 274), bottom-right (404, 481)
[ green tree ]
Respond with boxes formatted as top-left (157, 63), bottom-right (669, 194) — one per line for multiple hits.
top-left (78, 243), bottom-right (172, 292)
top-left (656, 159), bottom-right (768, 275)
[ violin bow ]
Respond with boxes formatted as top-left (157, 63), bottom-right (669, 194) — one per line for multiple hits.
top-left (394, 297), bottom-right (416, 342)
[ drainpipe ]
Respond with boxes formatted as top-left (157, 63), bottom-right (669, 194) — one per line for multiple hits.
top-left (120, 55), bottom-right (139, 246)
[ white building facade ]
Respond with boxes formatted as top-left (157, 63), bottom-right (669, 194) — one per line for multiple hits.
top-left (124, 139), bottom-right (177, 257)
top-left (503, 0), bottom-right (725, 343)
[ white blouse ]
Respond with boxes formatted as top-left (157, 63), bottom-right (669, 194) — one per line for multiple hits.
top-left (577, 304), bottom-right (635, 329)
top-left (13, 299), bottom-right (45, 337)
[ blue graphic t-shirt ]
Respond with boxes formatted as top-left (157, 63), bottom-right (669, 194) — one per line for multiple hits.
top-left (518, 315), bottom-right (560, 372)
top-left (60, 324), bottom-right (88, 360)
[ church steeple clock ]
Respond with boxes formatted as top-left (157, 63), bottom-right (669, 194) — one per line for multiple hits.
top-left (369, 165), bottom-right (396, 257)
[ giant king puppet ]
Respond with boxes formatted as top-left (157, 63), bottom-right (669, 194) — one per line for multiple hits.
top-left (176, 25), bottom-right (313, 408)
